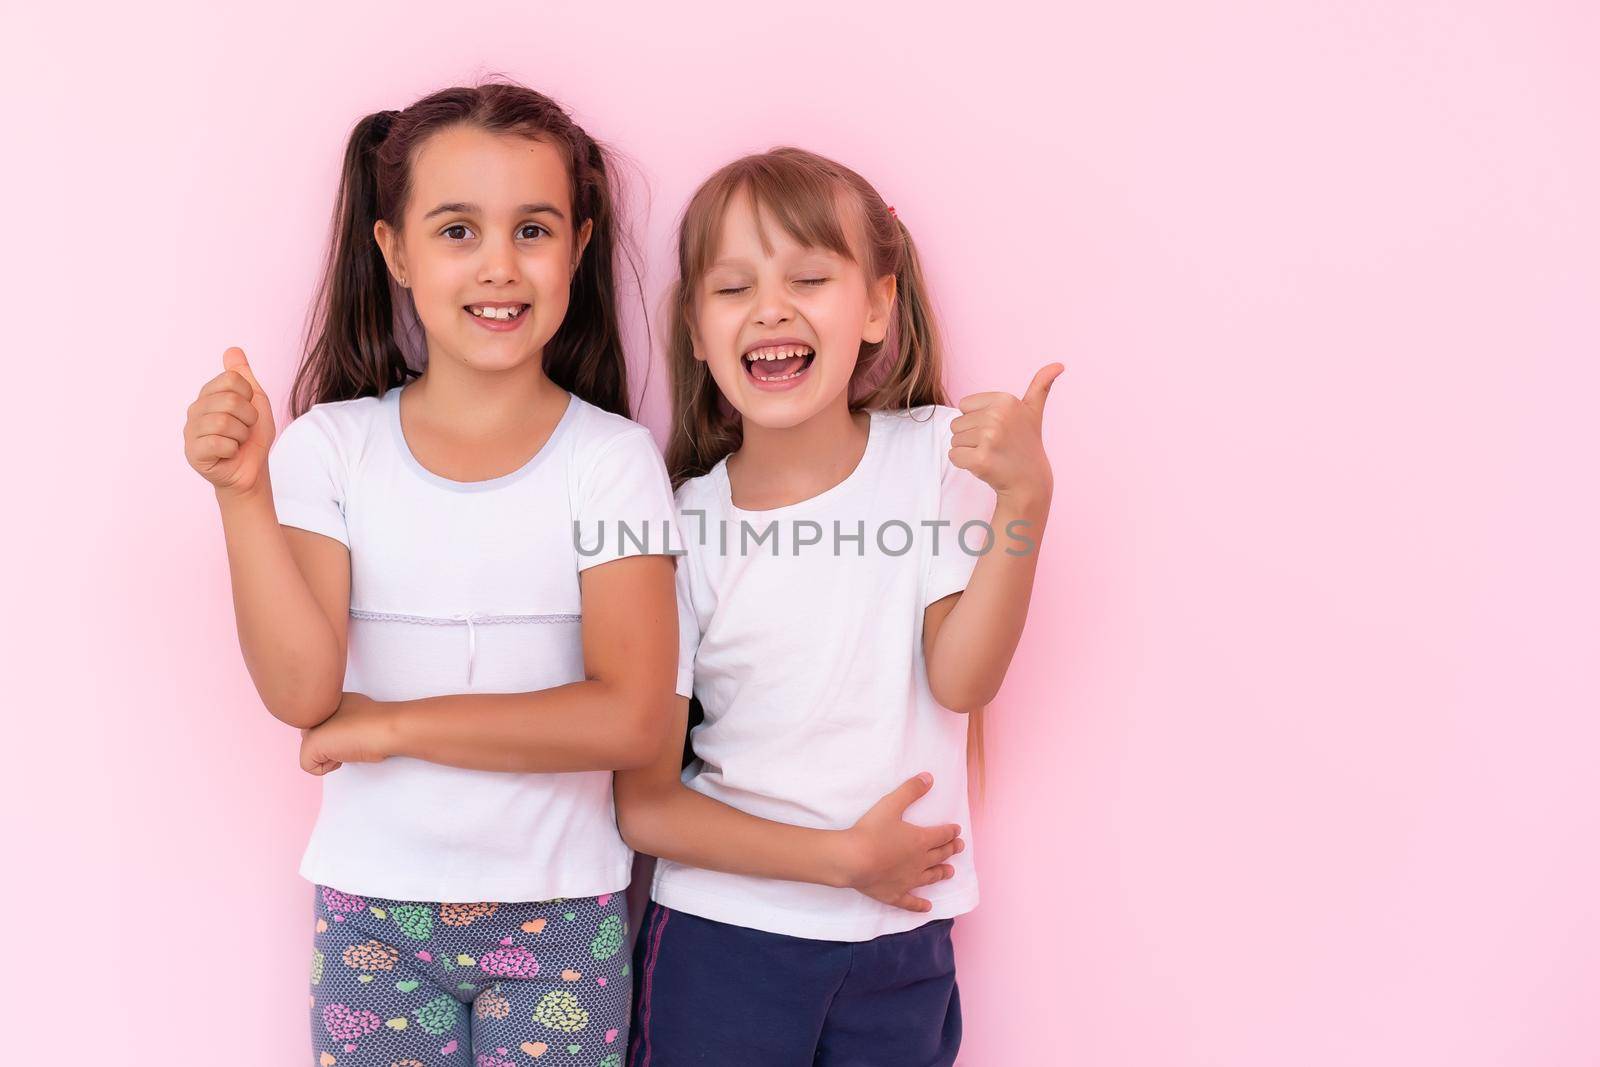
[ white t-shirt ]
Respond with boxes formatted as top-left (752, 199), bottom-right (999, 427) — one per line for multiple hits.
top-left (268, 381), bottom-right (679, 903)
top-left (656, 404), bottom-right (1001, 941)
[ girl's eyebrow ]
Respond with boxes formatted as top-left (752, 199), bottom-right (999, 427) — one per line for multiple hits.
top-left (422, 201), bottom-right (566, 221)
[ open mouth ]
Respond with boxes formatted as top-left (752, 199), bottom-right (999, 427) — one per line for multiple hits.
top-left (742, 343), bottom-right (815, 384)
top-left (464, 302), bottom-right (531, 330)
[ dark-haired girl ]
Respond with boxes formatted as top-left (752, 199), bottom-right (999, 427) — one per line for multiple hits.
top-left (182, 82), bottom-right (675, 1066)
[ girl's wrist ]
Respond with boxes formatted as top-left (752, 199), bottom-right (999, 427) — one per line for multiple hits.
top-left (821, 828), bottom-right (865, 890)
top-left (994, 484), bottom-right (1052, 527)
top-left (214, 474), bottom-right (274, 515)
top-left (380, 699), bottom-right (418, 759)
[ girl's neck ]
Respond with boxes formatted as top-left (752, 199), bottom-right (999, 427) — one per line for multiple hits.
top-left (406, 352), bottom-right (564, 436)
top-left (727, 396), bottom-right (870, 510)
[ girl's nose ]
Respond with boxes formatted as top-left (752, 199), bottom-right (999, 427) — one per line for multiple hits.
top-left (753, 290), bottom-right (793, 327)
top-left (477, 236), bottom-right (521, 285)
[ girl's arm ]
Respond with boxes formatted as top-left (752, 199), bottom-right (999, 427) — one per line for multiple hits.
top-left (924, 364), bottom-right (1062, 713)
top-left (299, 553), bottom-right (679, 774)
top-left (613, 695), bottom-right (965, 914)
top-left (186, 347), bottom-right (349, 729)
top-left (222, 494), bottom-right (351, 727)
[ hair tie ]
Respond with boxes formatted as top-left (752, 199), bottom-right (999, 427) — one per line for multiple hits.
top-left (888, 204), bottom-right (898, 218)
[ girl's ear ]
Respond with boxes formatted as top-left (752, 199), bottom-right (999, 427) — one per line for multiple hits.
top-left (674, 280), bottom-right (708, 363)
top-left (688, 321), bottom-right (708, 364)
top-left (861, 272), bottom-right (898, 345)
top-left (572, 218), bottom-right (594, 275)
top-left (374, 220), bottom-right (408, 287)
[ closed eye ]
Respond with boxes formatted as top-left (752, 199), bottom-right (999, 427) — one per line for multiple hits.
top-left (714, 286), bottom-right (749, 296)
top-left (797, 278), bottom-right (829, 287)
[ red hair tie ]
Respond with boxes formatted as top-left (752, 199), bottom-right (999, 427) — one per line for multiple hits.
top-left (888, 204), bottom-right (898, 218)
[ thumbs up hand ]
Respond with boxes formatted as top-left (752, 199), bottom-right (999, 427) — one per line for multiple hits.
top-left (948, 363), bottom-right (1062, 507)
top-left (183, 346), bottom-right (278, 495)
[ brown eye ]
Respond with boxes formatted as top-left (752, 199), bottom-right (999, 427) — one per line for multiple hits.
top-left (442, 224), bottom-right (472, 241)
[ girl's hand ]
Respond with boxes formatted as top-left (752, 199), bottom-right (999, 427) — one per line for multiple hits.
top-left (949, 363), bottom-right (1063, 509)
top-left (837, 773), bottom-right (965, 913)
top-left (299, 693), bottom-right (395, 776)
top-left (184, 346), bottom-right (276, 496)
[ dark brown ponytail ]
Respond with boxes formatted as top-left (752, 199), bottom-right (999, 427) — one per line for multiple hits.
top-left (291, 109), bottom-right (414, 417)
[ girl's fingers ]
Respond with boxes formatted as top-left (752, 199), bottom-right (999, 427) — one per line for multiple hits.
top-left (921, 823), bottom-right (962, 848)
top-left (198, 411), bottom-right (252, 443)
top-left (950, 427), bottom-right (991, 450)
top-left (947, 447), bottom-right (980, 473)
top-left (190, 392), bottom-right (258, 429)
top-left (918, 865), bottom-right (955, 887)
top-left (199, 369), bottom-right (254, 401)
top-left (303, 753), bottom-right (342, 775)
top-left (214, 391), bottom-right (259, 425)
top-left (891, 894), bottom-right (932, 913)
top-left (956, 391), bottom-right (1011, 414)
top-left (195, 435), bottom-right (241, 461)
top-left (948, 410), bottom-right (998, 435)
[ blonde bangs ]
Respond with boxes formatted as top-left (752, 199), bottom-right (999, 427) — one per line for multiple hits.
top-left (678, 152), bottom-right (862, 295)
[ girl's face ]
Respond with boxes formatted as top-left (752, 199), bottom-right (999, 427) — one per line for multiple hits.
top-left (692, 189), bottom-right (895, 430)
top-left (376, 125), bottom-right (592, 376)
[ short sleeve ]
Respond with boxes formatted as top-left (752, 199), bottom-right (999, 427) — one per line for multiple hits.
top-left (922, 408), bottom-right (998, 609)
top-left (268, 408), bottom-right (349, 547)
top-left (574, 428), bottom-right (681, 572)
top-left (672, 550), bottom-right (701, 698)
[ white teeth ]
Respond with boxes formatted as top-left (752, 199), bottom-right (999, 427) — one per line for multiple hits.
top-left (746, 344), bottom-right (814, 361)
top-left (471, 305), bottom-right (523, 319)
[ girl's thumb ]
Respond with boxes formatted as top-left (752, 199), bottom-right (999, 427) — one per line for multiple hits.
top-left (895, 772), bottom-right (934, 809)
top-left (223, 345), bottom-right (268, 400)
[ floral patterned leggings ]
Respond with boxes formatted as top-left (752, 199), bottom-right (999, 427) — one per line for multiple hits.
top-left (309, 885), bottom-right (631, 1067)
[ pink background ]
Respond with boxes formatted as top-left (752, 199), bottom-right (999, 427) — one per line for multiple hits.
top-left (8, 1), bottom-right (1598, 1063)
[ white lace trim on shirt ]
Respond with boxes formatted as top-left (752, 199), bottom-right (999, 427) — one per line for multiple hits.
top-left (347, 608), bottom-right (581, 685)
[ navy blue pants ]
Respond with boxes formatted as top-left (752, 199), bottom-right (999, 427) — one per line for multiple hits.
top-left (629, 901), bottom-right (961, 1066)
